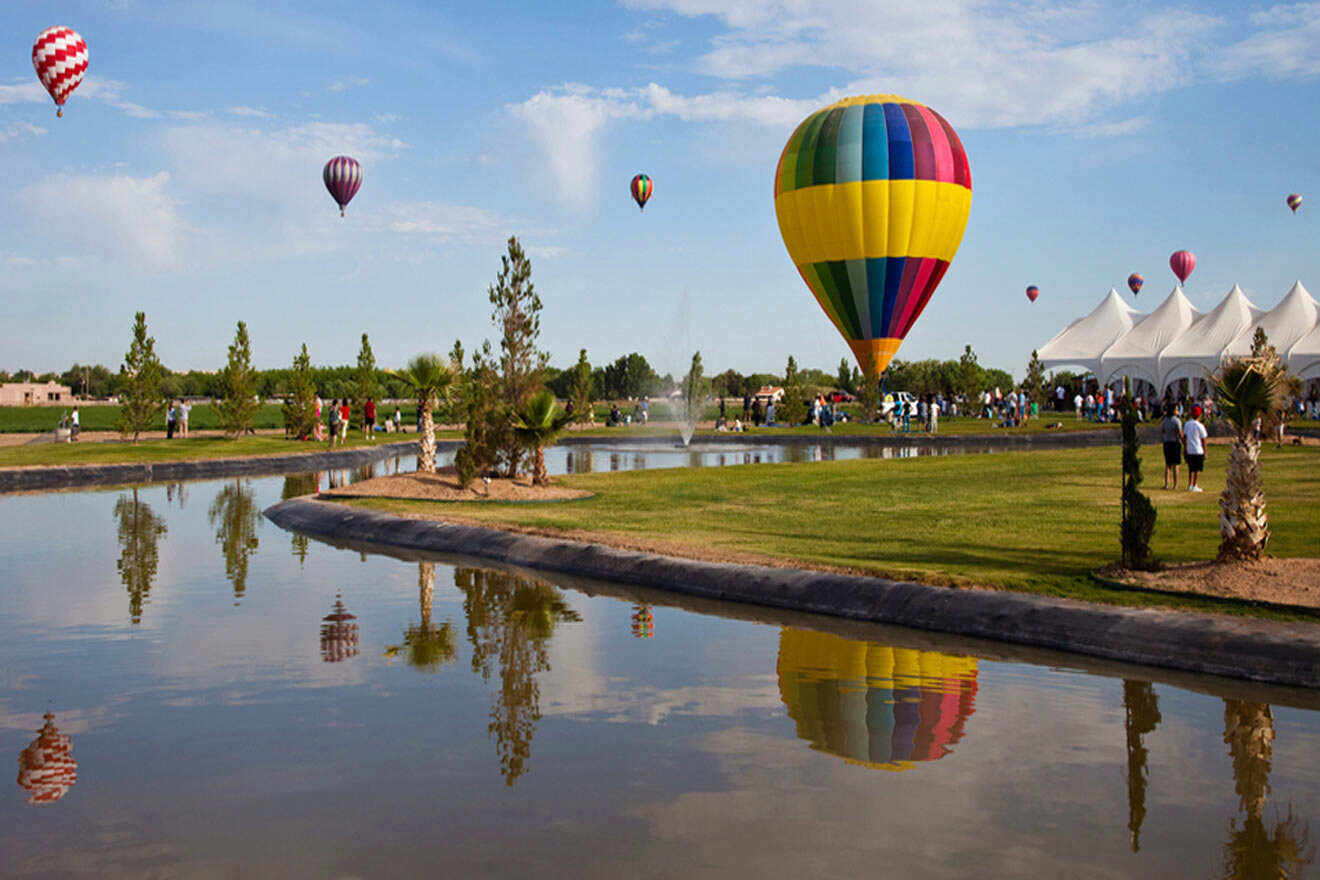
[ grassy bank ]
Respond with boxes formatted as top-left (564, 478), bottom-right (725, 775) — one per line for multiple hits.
top-left (0, 402), bottom-right (438, 434)
top-left (0, 434), bottom-right (399, 468)
top-left (346, 443), bottom-right (1319, 615)
top-left (563, 416), bottom-right (1120, 439)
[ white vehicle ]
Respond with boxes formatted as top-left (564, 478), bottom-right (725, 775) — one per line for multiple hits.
top-left (880, 391), bottom-right (919, 419)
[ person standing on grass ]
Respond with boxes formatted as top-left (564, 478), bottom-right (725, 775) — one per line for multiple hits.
top-left (364, 397), bottom-right (376, 440)
top-left (179, 399), bottom-right (190, 437)
top-left (70, 406), bottom-right (80, 442)
top-left (328, 399), bottom-right (341, 448)
top-left (394, 405), bottom-right (402, 433)
top-left (1161, 402), bottom-right (1183, 489)
top-left (339, 399), bottom-right (351, 442)
top-left (1184, 405), bottom-right (1208, 492)
top-left (166, 400), bottom-right (177, 439)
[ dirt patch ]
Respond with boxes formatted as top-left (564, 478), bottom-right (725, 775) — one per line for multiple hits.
top-left (1098, 558), bottom-right (1320, 609)
top-left (319, 468), bottom-right (593, 503)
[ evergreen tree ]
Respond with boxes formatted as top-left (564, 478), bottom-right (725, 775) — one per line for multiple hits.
top-left (569, 348), bottom-right (593, 425)
top-left (1120, 377), bottom-right (1157, 569)
top-left (487, 236), bottom-right (548, 476)
top-left (1023, 349), bottom-right (1047, 412)
top-left (835, 357), bottom-right (855, 394)
top-left (281, 343), bottom-right (318, 439)
top-left (854, 353), bottom-right (880, 423)
top-left (116, 312), bottom-right (165, 442)
top-left (217, 321), bottom-right (259, 438)
top-left (780, 355), bottom-right (808, 426)
top-left (958, 344), bottom-right (984, 413)
top-left (354, 332), bottom-right (379, 409)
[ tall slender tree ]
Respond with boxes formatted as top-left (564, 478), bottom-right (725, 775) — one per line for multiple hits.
top-left (116, 312), bottom-right (165, 442)
top-left (217, 321), bottom-right (259, 438)
top-left (115, 488), bottom-right (167, 624)
top-left (780, 355), bottom-right (807, 426)
top-left (281, 343), bottom-right (318, 439)
top-left (354, 332), bottom-right (379, 411)
top-left (568, 348), bottom-right (593, 426)
top-left (487, 235), bottom-right (548, 475)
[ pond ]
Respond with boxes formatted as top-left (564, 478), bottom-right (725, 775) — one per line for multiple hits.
top-left (2, 468), bottom-right (1318, 877)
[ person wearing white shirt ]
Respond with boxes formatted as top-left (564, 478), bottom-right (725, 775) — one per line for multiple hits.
top-left (1183, 405), bottom-right (1208, 492)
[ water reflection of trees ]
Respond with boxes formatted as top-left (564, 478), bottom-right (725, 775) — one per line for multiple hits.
top-left (1123, 679), bottom-right (1161, 852)
top-left (453, 566), bottom-right (581, 786)
top-left (1219, 699), bottom-right (1313, 878)
top-left (384, 562), bottom-right (458, 671)
top-left (208, 479), bottom-right (261, 601)
top-left (114, 488), bottom-right (167, 624)
top-left (282, 474), bottom-right (318, 565)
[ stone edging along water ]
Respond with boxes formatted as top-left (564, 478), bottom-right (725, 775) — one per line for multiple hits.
top-left (265, 496), bottom-right (1320, 690)
top-left (0, 440), bottom-right (421, 493)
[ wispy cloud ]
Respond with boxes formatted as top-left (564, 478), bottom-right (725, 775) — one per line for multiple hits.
top-left (1072, 116), bottom-right (1152, 138)
top-left (230, 105), bottom-right (274, 118)
top-left (0, 122), bottom-right (47, 143)
top-left (329, 75), bottom-right (371, 93)
top-left (1218, 1), bottom-right (1320, 79)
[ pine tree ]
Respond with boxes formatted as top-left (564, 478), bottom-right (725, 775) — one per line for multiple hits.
top-left (116, 312), bottom-right (165, 443)
top-left (217, 321), bottom-right (259, 438)
top-left (281, 343), bottom-right (318, 439)
top-left (487, 236), bottom-right (548, 475)
top-left (835, 357), bottom-right (855, 394)
top-left (958, 345), bottom-right (984, 414)
top-left (569, 348), bottom-right (593, 426)
top-left (354, 332), bottom-right (379, 410)
top-left (854, 353), bottom-right (880, 422)
top-left (1120, 377), bottom-right (1157, 569)
top-left (1023, 350), bottom-right (1047, 413)
top-left (780, 355), bottom-right (807, 426)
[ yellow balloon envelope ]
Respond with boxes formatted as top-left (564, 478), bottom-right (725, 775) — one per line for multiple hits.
top-left (774, 95), bottom-right (972, 376)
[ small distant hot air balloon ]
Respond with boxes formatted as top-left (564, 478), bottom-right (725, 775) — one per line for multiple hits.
top-left (774, 95), bottom-right (972, 378)
top-left (1025, 285), bottom-right (1039, 303)
top-left (1169, 250), bottom-right (1195, 286)
top-left (1287, 193), bottom-right (1303, 213)
top-left (323, 156), bottom-right (362, 217)
top-left (630, 174), bottom-right (652, 211)
top-left (32, 27), bottom-right (88, 118)
top-left (1127, 273), bottom-right (1144, 295)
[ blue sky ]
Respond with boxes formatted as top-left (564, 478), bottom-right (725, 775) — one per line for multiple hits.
top-left (3, 0), bottom-right (1320, 379)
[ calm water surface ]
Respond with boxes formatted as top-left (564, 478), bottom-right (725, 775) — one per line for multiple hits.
top-left (2, 462), bottom-right (1318, 877)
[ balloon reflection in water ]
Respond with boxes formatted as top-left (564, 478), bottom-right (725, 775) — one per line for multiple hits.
top-left (777, 629), bottom-right (977, 770)
top-left (631, 604), bottom-right (654, 638)
top-left (320, 594), bottom-right (360, 662)
top-left (17, 712), bottom-right (77, 805)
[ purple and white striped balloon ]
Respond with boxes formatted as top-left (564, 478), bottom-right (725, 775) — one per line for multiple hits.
top-left (323, 156), bottom-right (362, 217)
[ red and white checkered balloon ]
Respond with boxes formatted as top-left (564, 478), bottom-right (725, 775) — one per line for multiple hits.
top-left (32, 26), bottom-right (88, 117)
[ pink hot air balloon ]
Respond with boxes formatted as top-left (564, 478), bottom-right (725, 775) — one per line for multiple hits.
top-left (1169, 250), bottom-right (1195, 286)
top-left (1025, 285), bottom-right (1039, 303)
top-left (1287, 193), bottom-right (1302, 213)
top-left (323, 156), bottom-right (362, 217)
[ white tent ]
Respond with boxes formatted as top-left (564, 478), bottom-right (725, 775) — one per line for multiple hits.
top-left (1224, 280), bottom-right (1319, 360)
top-left (1288, 320), bottom-right (1320, 379)
top-left (1156, 285), bottom-right (1262, 388)
top-left (1037, 288), bottom-right (1142, 378)
top-left (1098, 286), bottom-right (1200, 387)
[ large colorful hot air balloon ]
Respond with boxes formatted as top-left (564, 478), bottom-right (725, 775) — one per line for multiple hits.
top-left (1127, 273), bottom-right (1143, 295)
top-left (32, 27), bottom-right (88, 118)
top-left (630, 173), bottom-right (652, 211)
top-left (17, 712), bottom-right (77, 805)
top-left (1169, 250), bottom-right (1195, 286)
top-left (323, 156), bottom-right (362, 217)
top-left (775, 95), bottom-right (972, 378)
top-left (1026, 285), bottom-right (1039, 303)
top-left (1287, 193), bottom-right (1302, 213)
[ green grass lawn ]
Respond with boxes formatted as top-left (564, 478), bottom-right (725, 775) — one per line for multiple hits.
top-left (348, 443), bottom-right (1320, 615)
top-left (0, 402), bottom-right (442, 434)
top-left (0, 433), bottom-right (397, 468)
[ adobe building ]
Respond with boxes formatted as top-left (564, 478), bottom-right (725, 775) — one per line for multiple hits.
top-left (0, 381), bottom-right (74, 406)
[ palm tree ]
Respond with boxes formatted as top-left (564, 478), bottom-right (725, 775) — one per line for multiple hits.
top-left (512, 389), bottom-right (570, 486)
top-left (389, 354), bottom-right (456, 474)
top-left (1215, 355), bottom-right (1288, 560)
top-left (384, 562), bottom-right (458, 671)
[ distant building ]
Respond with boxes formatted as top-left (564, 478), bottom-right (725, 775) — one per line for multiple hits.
top-left (0, 381), bottom-right (74, 406)
top-left (754, 385), bottom-right (784, 404)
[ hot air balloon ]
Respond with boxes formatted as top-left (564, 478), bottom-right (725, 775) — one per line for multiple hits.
top-left (1127, 273), bottom-right (1144, 295)
top-left (1169, 250), bottom-right (1195, 286)
top-left (323, 156), bottom-right (362, 217)
top-left (630, 173), bottom-right (652, 211)
top-left (1287, 193), bottom-right (1302, 213)
top-left (774, 95), bottom-right (972, 378)
top-left (1026, 285), bottom-right (1039, 303)
top-left (32, 27), bottom-right (88, 118)
top-left (17, 712), bottom-right (77, 805)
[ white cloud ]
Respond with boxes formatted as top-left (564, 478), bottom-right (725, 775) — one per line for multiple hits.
top-left (0, 122), bottom-right (47, 143)
top-left (1071, 115), bottom-right (1151, 138)
top-left (329, 75), bottom-right (371, 93)
top-left (230, 105), bottom-right (274, 118)
top-left (0, 80), bottom-right (47, 104)
top-left (1219, 2), bottom-right (1320, 79)
top-left (367, 201), bottom-right (505, 243)
top-left (17, 172), bottom-right (193, 272)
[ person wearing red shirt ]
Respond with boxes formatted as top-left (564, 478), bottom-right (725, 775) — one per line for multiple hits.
top-left (363, 397), bottom-right (376, 440)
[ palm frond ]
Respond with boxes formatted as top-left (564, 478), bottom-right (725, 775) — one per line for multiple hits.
top-left (1216, 357), bottom-right (1285, 436)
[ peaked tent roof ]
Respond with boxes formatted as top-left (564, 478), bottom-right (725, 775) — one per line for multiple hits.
top-left (1037, 288), bottom-right (1142, 377)
top-left (1157, 285), bottom-right (1262, 387)
top-left (1225, 280), bottom-right (1319, 360)
top-left (1289, 319), bottom-right (1320, 379)
top-left (1098, 286), bottom-right (1201, 387)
